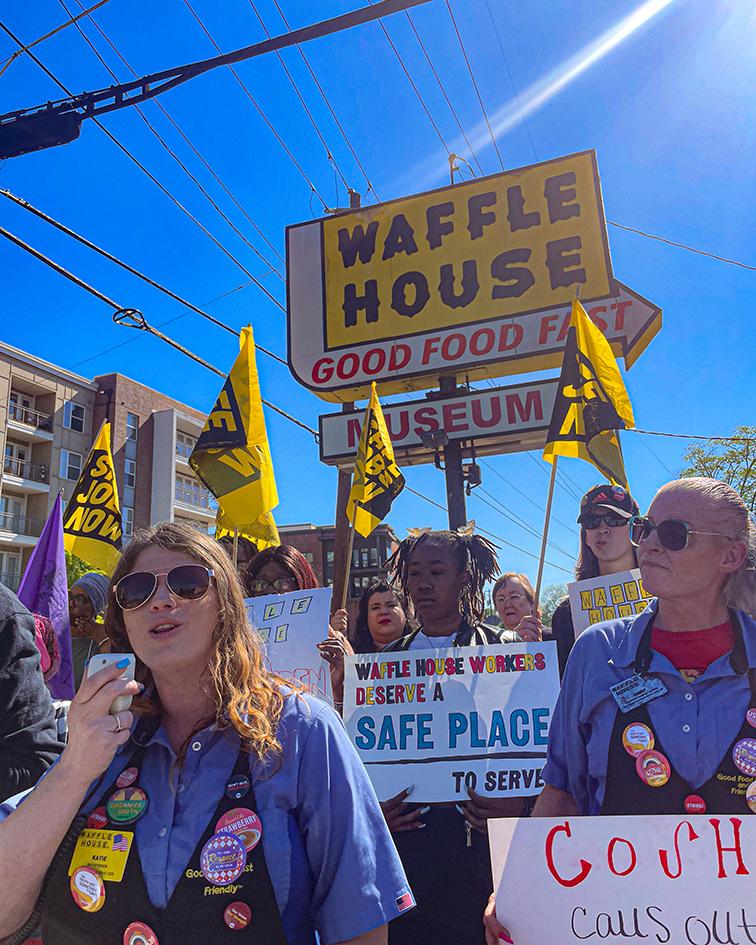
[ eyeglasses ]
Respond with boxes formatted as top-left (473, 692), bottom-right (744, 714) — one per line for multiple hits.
top-left (114, 565), bottom-right (214, 610)
top-left (628, 516), bottom-right (734, 552)
top-left (579, 513), bottom-right (628, 529)
top-left (69, 594), bottom-right (90, 608)
top-left (495, 592), bottom-right (526, 603)
top-left (249, 577), bottom-right (297, 595)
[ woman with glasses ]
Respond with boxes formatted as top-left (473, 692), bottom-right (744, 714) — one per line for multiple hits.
top-left (492, 573), bottom-right (542, 643)
top-left (484, 477), bottom-right (756, 944)
top-left (0, 523), bottom-right (412, 945)
top-left (550, 484), bottom-right (639, 674)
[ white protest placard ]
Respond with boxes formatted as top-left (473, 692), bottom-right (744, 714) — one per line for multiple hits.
top-left (245, 587), bottom-right (333, 704)
top-left (490, 815), bottom-right (756, 945)
top-left (343, 642), bottom-right (560, 802)
top-left (568, 568), bottom-right (654, 636)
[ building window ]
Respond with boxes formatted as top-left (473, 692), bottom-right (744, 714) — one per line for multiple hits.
top-left (126, 412), bottom-right (139, 442)
top-left (60, 449), bottom-right (82, 481)
top-left (370, 546), bottom-right (379, 567)
top-left (122, 506), bottom-right (134, 538)
top-left (176, 431), bottom-right (196, 460)
top-left (124, 458), bottom-right (137, 488)
top-left (303, 551), bottom-right (314, 564)
top-left (63, 401), bottom-right (86, 433)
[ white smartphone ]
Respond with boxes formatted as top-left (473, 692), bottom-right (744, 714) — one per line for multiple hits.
top-left (86, 653), bottom-right (136, 715)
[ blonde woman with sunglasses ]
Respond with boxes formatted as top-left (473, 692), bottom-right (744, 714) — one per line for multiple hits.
top-left (0, 522), bottom-right (412, 945)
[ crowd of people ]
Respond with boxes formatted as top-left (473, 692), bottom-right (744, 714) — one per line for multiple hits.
top-left (0, 475), bottom-right (753, 945)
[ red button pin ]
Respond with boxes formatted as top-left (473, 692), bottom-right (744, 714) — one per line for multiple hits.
top-left (684, 794), bottom-right (706, 814)
top-left (224, 901), bottom-right (252, 930)
top-left (87, 806), bottom-right (109, 829)
top-left (123, 920), bottom-right (159, 945)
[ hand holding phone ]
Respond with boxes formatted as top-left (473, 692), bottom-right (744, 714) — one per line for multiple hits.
top-left (86, 653), bottom-right (136, 715)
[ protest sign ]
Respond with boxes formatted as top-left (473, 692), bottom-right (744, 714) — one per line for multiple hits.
top-left (568, 568), bottom-right (653, 636)
top-left (245, 587), bottom-right (333, 703)
top-left (343, 642), bottom-right (560, 801)
top-left (490, 814), bottom-right (756, 945)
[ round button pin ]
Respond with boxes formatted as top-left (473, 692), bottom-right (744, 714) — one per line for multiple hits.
top-left (70, 866), bottom-right (106, 913)
top-left (225, 775), bottom-right (250, 800)
top-left (732, 738), bottom-right (756, 777)
top-left (107, 786), bottom-right (149, 825)
top-left (684, 794), bottom-right (706, 814)
top-left (116, 766), bottom-right (139, 789)
top-left (216, 808), bottom-right (262, 853)
top-left (622, 723), bottom-right (655, 757)
top-left (747, 708), bottom-right (756, 730)
top-left (123, 920), bottom-right (159, 945)
top-left (224, 901), bottom-right (252, 930)
top-left (746, 781), bottom-right (756, 814)
top-left (200, 832), bottom-right (247, 886)
top-left (636, 749), bottom-right (671, 788)
top-left (87, 806), bottom-right (109, 830)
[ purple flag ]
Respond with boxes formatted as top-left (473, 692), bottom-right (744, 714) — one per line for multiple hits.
top-left (18, 493), bottom-right (74, 699)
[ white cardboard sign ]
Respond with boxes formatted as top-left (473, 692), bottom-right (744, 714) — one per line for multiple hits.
top-left (568, 568), bottom-right (653, 637)
top-left (245, 587), bottom-right (333, 704)
top-left (490, 815), bottom-right (756, 945)
top-left (343, 642), bottom-right (560, 801)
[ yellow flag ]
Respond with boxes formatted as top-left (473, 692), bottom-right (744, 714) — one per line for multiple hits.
top-left (190, 326), bottom-right (279, 548)
top-left (63, 421), bottom-right (122, 573)
top-left (543, 298), bottom-right (635, 487)
top-left (347, 383), bottom-right (405, 538)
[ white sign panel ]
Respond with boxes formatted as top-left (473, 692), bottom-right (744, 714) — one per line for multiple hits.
top-left (568, 568), bottom-right (653, 636)
top-left (319, 379), bottom-right (557, 465)
top-left (246, 587), bottom-right (333, 703)
top-left (343, 642), bottom-right (560, 801)
top-left (490, 815), bottom-right (756, 945)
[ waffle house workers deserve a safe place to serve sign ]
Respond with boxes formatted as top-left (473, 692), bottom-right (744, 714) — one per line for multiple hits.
top-left (287, 150), bottom-right (614, 402)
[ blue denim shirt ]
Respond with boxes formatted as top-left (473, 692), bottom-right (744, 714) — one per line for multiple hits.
top-left (542, 604), bottom-right (756, 815)
top-left (1, 692), bottom-right (411, 945)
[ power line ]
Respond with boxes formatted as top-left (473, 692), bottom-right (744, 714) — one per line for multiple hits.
top-left (476, 485), bottom-right (576, 560)
top-left (480, 459), bottom-right (578, 536)
top-left (607, 220), bottom-right (756, 273)
top-left (443, 0), bottom-right (504, 170)
top-left (630, 429), bottom-right (756, 443)
top-left (267, 0), bottom-right (378, 200)
top-left (180, 0), bottom-right (330, 212)
top-left (60, 0), bottom-right (285, 284)
top-left (0, 19), bottom-right (286, 311)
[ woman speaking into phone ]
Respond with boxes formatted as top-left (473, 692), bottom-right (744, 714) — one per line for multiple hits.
top-left (0, 522), bottom-right (411, 945)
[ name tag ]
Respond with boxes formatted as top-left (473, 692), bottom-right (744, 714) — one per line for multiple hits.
top-left (68, 828), bottom-right (134, 882)
top-left (610, 673), bottom-right (668, 713)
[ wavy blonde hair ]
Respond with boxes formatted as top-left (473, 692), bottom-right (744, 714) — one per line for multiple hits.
top-left (104, 522), bottom-right (288, 762)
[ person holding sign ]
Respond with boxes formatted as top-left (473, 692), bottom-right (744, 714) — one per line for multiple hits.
top-left (492, 573), bottom-right (542, 643)
top-left (0, 523), bottom-right (411, 945)
top-left (550, 484), bottom-right (639, 674)
top-left (380, 528), bottom-right (523, 945)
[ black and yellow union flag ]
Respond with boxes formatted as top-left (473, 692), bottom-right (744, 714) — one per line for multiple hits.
top-left (543, 298), bottom-right (635, 487)
top-left (190, 326), bottom-right (279, 548)
top-left (63, 421), bottom-right (122, 573)
top-left (347, 383), bottom-right (405, 538)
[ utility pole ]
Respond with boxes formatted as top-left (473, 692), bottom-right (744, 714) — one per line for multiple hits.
top-left (440, 375), bottom-right (467, 530)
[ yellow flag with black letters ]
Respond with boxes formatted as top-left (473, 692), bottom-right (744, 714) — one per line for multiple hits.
top-left (189, 326), bottom-right (279, 548)
top-left (63, 421), bottom-right (122, 573)
top-left (347, 383), bottom-right (405, 538)
top-left (543, 298), bottom-right (635, 487)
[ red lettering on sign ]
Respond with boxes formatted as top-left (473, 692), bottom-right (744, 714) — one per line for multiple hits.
top-left (498, 323), bottom-right (523, 351)
top-left (422, 336), bottom-right (441, 365)
top-left (389, 344), bottom-right (411, 371)
top-left (613, 300), bottom-right (632, 332)
top-left (441, 333), bottom-right (466, 362)
top-left (363, 348), bottom-right (386, 376)
top-left (538, 314), bottom-right (560, 345)
top-left (313, 358), bottom-right (334, 384)
top-left (336, 353), bottom-right (359, 380)
top-left (709, 818), bottom-right (750, 879)
top-left (607, 837), bottom-right (637, 877)
top-left (413, 407), bottom-right (440, 434)
top-left (544, 821), bottom-right (592, 888)
top-left (347, 419), bottom-right (361, 449)
top-left (443, 402), bottom-right (468, 433)
top-left (386, 411), bottom-right (409, 443)
top-left (506, 391), bottom-right (543, 424)
top-left (587, 305), bottom-right (608, 332)
top-left (471, 396), bottom-right (502, 429)
top-left (658, 821), bottom-right (699, 879)
top-left (470, 328), bottom-right (496, 357)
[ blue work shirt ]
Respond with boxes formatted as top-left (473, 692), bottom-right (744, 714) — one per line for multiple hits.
top-left (1, 691), bottom-right (412, 945)
top-left (542, 604), bottom-right (756, 815)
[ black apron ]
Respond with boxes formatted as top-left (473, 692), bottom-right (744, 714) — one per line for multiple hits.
top-left (602, 616), bottom-right (756, 815)
top-left (40, 741), bottom-right (289, 945)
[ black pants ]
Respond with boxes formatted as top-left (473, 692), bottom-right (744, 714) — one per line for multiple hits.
top-left (389, 808), bottom-right (491, 945)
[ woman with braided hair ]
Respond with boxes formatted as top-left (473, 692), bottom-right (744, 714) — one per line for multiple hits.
top-left (380, 528), bottom-right (524, 945)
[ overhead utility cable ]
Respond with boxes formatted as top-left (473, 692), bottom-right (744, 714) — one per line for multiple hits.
top-left (476, 486), bottom-right (576, 560)
top-left (181, 0), bottom-right (329, 212)
top-left (0, 21), bottom-right (285, 311)
top-left (267, 0), bottom-right (378, 200)
top-left (444, 0), bottom-right (504, 170)
top-left (479, 459), bottom-right (578, 536)
top-left (607, 221), bottom-right (756, 273)
top-left (60, 0), bottom-right (284, 281)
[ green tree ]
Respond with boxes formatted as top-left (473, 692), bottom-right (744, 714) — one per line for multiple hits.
top-left (679, 426), bottom-right (756, 512)
top-left (539, 583), bottom-right (568, 628)
top-left (65, 551), bottom-right (105, 588)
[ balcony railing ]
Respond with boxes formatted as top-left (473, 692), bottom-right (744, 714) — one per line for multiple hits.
top-left (3, 457), bottom-right (50, 482)
top-left (0, 569), bottom-right (21, 591)
top-left (0, 511), bottom-right (45, 536)
top-left (174, 485), bottom-right (217, 511)
top-left (175, 441), bottom-right (194, 459)
top-left (9, 401), bottom-right (53, 430)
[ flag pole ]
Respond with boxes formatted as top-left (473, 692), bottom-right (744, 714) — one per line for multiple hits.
top-left (534, 456), bottom-right (558, 610)
top-left (232, 526), bottom-right (239, 570)
top-left (339, 501), bottom-right (357, 611)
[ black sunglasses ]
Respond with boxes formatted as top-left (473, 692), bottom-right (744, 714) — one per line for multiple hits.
top-left (579, 513), bottom-right (628, 529)
top-left (629, 516), bottom-right (733, 552)
top-left (114, 565), bottom-right (214, 610)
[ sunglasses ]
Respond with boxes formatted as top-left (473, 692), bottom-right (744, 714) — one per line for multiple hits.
top-left (628, 516), bottom-right (733, 552)
top-left (114, 565), bottom-right (214, 610)
top-left (579, 513), bottom-right (628, 529)
top-left (249, 577), bottom-right (297, 594)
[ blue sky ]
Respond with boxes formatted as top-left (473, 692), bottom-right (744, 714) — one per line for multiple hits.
top-left (1, 0), bottom-right (754, 590)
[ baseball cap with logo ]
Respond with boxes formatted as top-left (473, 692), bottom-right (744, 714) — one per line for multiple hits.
top-left (577, 484), bottom-right (639, 524)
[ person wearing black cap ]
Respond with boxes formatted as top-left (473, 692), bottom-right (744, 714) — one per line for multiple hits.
top-left (551, 484), bottom-right (639, 674)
